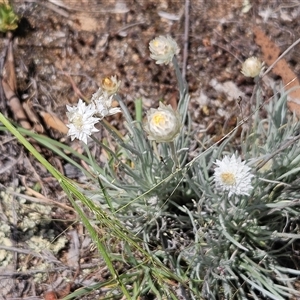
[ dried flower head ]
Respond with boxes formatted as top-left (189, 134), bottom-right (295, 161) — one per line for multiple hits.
top-left (144, 102), bottom-right (181, 143)
top-left (149, 35), bottom-right (180, 65)
top-left (101, 75), bottom-right (121, 95)
top-left (66, 99), bottom-right (100, 144)
top-left (241, 56), bottom-right (263, 78)
top-left (91, 88), bottom-right (121, 119)
top-left (213, 154), bottom-right (254, 197)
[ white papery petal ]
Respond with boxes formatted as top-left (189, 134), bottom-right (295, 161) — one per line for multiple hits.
top-left (149, 35), bottom-right (180, 65)
top-left (144, 102), bottom-right (182, 143)
top-left (66, 99), bottom-right (99, 144)
top-left (91, 88), bottom-right (121, 119)
top-left (213, 154), bottom-right (254, 197)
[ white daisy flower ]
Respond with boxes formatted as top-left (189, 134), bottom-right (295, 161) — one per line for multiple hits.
top-left (213, 154), bottom-right (254, 197)
top-left (66, 99), bottom-right (100, 144)
top-left (144, 102), bottom-right (182, 143)
top-left (91, 88), bottom-right (121, 119)
top-left (149, 35), bottom-right (180, 65)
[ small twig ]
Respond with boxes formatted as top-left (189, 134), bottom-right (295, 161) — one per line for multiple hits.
top-left (0, 42), bottom-right (8, 113)
top-left (0, 266), bottom-right (91, 278)
top-left (25, 0), bottom-right (69, 17)
top-left (182, 0), bottom-right (190, 80)
top-left (0, 245), bottom-right (65, 266)
top-left (44, 0), bottom-right (129, 14)
top-left (0, 152), bottom-right (22, 174)
top-left (19, 159), bottom-right (47, 194)
top-left (212, 41), bottom-right (243, 63)
top-left (245, 77), bottom-right (261, 131)
top-left (56, 70), bottom-right (99, 87)
top-left (115, 21), bottom-right (145, 35)
top-left (0, 245), bottom-right (46, 257)
top-left (7, 189), bottom-right (77, 214)
top-left (0, 269), bottom-right (52, 277)
top-left (258, 178), bottom-right (291, 186)
top-left (169, 141), bottom-right (180, 172)
top-left (256, 134), bottom-right (300, 170)
top-left (261, 36), bottom-right (300, 78)
top-left (60, 69), bottom-right (88, 101)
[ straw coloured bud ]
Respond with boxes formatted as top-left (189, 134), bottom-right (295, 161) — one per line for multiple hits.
top-left (144, 102), bottom-right (182, 143)
top-left (241, 56), bottom-right (263, 78)
top-left (101, 75), bottom-right (121, 95)
top-left (149, 35), bottom-right (180, 65)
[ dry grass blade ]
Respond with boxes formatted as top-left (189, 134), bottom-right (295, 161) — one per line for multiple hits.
top-left (46, 0), bottom-right (130, 13)
top-left (24, 0), bottom-right (69, 17)
top-left (15, 177), bottom-right (76, 213)
top-left (0, 151), bottom-right (22, 174)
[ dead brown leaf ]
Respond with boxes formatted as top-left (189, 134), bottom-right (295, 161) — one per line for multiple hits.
top-left (2, 38), bottom-right (32, 129)
top-left (22, 100), bottom-right (44, 133)
top-left (2, 80), bottom-right (32, 129)
top-left (39, 111), bottom-right (68, 134)
top-left (253, 26), bottom-right (300, 116)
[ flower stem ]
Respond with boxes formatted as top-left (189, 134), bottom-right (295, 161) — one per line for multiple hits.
top-left (172, 56), bottom-right (188, 97)
top-left (169, 141), bottom-right (180, 171)
top-left (220, 195), bottom-right (227, 213)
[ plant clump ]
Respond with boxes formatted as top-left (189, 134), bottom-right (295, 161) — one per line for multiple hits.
top-left (51, 34), bottom-right (300, 299)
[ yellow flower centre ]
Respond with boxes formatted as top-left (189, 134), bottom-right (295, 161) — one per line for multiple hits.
top-left (152, 113), bottom-right (166, 126)
top-left (153, 40), bottom-right (160, 47)
top-left (152, 39), bottom-right (168, 54)
top-left (220, 172), bottom-right (236, 186)
top-left (102, 77), bottom-right (114, 89)
top-left (72, 114), bottom-right (84, 130)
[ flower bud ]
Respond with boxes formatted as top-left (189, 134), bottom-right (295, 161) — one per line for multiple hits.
top-left (101, 75), bottom-right (121, 95)
top-left (144, 102), bottom-right (182, 143)
top-left (149, 35), bottom-right (180, 65)
top-left (91, 87), bottom-right (121, 119)
top-left (241, 56), bottom-right (263, 78)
